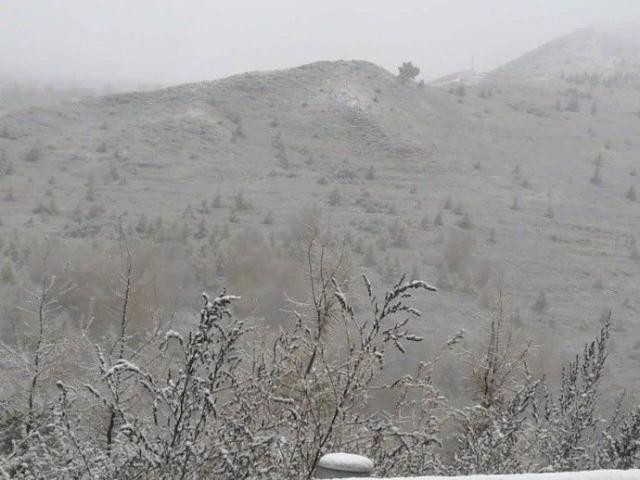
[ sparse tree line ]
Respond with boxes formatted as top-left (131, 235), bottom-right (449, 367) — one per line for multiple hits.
top-left (2, 134), bottom-right (639, 330)
top-left (561, 69), bottom-right (640, 89)
top-left (0, 232), bottom-right (639, 479)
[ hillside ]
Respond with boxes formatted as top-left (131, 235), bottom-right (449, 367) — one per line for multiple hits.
top-left (1, 31), bottom-right (640, 399)
top-left (495, 24), bottom-right (640, 86)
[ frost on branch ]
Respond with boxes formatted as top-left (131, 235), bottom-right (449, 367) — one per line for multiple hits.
top-left (1, 262), bottom-right (639, 478)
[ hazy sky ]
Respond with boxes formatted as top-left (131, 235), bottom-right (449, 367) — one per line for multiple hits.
top-left (2, 0), bottom-right (640, 88)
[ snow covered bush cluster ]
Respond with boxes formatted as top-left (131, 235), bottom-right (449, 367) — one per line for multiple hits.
top-left (0, 242), bottom-right (639, 479)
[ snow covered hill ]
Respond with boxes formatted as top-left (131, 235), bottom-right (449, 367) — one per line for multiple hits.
top-left (2, 25), bottom-right (640, 408)
top-left (494, 23), bottom-right (640, 84)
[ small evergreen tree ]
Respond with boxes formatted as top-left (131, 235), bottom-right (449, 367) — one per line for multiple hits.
top-left (398, 61), bottom-right (420, 82)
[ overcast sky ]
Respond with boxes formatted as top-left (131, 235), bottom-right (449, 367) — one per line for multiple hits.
top-left (2, 0), bottom-right (640, 88)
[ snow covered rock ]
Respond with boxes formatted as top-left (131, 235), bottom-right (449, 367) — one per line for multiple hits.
top-left (315, 452), bottom-right (374, 478)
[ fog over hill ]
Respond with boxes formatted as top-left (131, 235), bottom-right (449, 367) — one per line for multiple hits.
top-left (495, 23), bottom-right (640, 83)
top-left (1, 24), bottom-right (640, 402)
top-left (3, 16), bottom-right (640, 476)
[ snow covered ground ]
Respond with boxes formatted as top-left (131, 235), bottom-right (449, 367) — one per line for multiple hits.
top-left (339, 471), bottom-right (640, 480)
top-left (317, 453), bottom-right (640, 479)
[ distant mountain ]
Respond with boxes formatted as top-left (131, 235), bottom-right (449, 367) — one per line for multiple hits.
top-left (429, 69), bottom-right (486, 87)
top-left (0, 79), bottom-right (98, 112)
top-left (494, 24), bottom-right (640, 85)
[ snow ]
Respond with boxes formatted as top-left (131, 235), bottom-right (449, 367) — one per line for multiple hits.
top-left (104, 359), bottom-right (142, 378)
top-left (164, 329), bottom-right (184, 345)
top-left (318, 453), bottom-right (374, 473)
top-left (338, 471), bottom-right (640, 480)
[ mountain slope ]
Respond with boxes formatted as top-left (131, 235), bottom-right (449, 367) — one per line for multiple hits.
top-left (494, 24), bottom-right (640, 85)
top-left (1, 41), bottom-right (640, 396)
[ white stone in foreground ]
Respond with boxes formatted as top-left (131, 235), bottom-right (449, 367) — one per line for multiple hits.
top-left (318, 453), bottom-right (374, 473)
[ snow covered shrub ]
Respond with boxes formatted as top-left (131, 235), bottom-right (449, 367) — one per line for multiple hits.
top-left (248, 241), bottom-right (439, 477)
top-left (532, 316), bottom-right (611, 472)
top-left (2, 235), bottom-right (639, 478)
top-left (451, 379), bottom-right (539, 475)
top-left (450, 300), bottom-right (536, 475)
top-left (600, 405), bottom-right (640, 469)
top-left (0, 239), bottom-right (442, 478)
top-left (448, 311), bottom-right (640, 475)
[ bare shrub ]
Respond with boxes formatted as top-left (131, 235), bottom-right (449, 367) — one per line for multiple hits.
top-left (85, 181), bottom-right (96, 202)
top-left (629, 236), bottom-right (640, 262)
top-left (365, 165), bottom-right (376, 180)
top-left (566, 97), bottom-right (580, 112)
top-left (32, 197), bottom-right (59, 216)
top-left (0, 263), bottom-right (14, 284)
top-left (328, 188), bottom-right (342, 206)
top-left (0, 150), bottom-right (13, 176)
top-left (590, 165), bottom-right (603, 185)
top-left (531, 289), bottom-right (548, 313)
top-left (420, 212), bottom-right (430, 231)
top-left (194, 218), bottom-right (207, 240)
top-left (443, 230), bottom-right (475, 276)
top-left (456, 213), bottom-right (473, 229)
top-left (22, 237), bottom-right (189, 338)
top-left (24, 145), bottom-right (41, 162)
top-left (544, 206), bottom-right (555, 219)
top-left (626, 186), bottom-right (637, 201)
top-left (233, 191), bottom-right (252, 211)
top-left (2, 236), bottom-right (639, 478)
top-left (262, 210), bottom-right (274, 225)
top-left (363, 244), bottom-right (377, 267)
top-left (198, 198), bottom-right (210, 214)
top-left (273, 131), bottom-right (289, 168)
top-left (0, 249), bottom-right (440, 478)
top-left (283, 206), bottom-right (323, 260)
top-left (389, 220), bottom-right (410, 248)
top-left (224, 229), bottom-right (305, 324)
top-left (451, 297), bottom-right (534, 474)
top-left (211, 192), bottom-right (222, 208)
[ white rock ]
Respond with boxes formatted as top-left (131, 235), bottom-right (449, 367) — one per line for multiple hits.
top-left (317, 453), bottom-right (374, 473)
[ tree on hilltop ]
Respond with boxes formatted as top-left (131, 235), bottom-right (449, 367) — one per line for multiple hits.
top-left (398, 61), bottom-right (420, 82)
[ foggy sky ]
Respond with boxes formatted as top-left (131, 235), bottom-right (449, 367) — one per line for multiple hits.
top-left (2, 0), bottom-right (640, 88)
